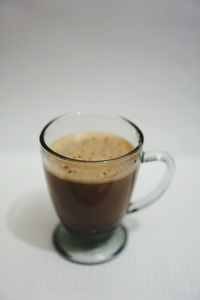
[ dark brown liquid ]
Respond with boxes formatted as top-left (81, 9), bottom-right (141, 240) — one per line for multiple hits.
top-left (45, 169), bottom-right (138, 236)
top-left (44, 133), bottom-right (139, 237)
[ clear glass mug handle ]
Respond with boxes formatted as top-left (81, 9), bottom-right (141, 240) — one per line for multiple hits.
top-left (127, 151), bottom-right (175, 213)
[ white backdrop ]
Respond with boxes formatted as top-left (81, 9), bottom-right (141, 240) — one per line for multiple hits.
top-left (0, 0), bottom-right (200, 156)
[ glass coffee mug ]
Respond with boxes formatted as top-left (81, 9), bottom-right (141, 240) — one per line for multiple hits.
top-left (40, 111), bottom-right (175, 264)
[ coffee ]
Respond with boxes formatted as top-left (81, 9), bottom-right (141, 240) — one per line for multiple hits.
top-left (44, 133), bottom-right (139, 237)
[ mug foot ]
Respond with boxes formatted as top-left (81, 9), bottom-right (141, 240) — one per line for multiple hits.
top-left (53, 224), bottom-right (127, 265)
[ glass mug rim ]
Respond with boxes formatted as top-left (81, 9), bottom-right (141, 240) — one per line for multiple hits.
top-left (39, 110), bottom-right (144, 164)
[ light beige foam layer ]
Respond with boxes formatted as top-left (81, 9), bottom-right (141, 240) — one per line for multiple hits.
top-left (43, 132), bottom-right (140, 183)
top-left (51, 132), bottom-right (134, 161)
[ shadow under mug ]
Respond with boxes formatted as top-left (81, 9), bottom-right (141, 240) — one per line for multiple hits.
top-left (40, 111), bottom-right (175, 265)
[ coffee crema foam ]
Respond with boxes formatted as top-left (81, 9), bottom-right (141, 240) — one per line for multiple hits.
top-left (44, 132), bottom-right (140, 183)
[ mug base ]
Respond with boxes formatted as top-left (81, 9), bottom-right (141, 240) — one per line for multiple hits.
top-left (53, 224), bottom-right (127, 265)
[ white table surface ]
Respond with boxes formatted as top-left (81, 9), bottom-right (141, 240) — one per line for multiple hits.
top-left (0, 153), bottom-right (200, 300)
top-left (0, 0), bottom-right (200, 299)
